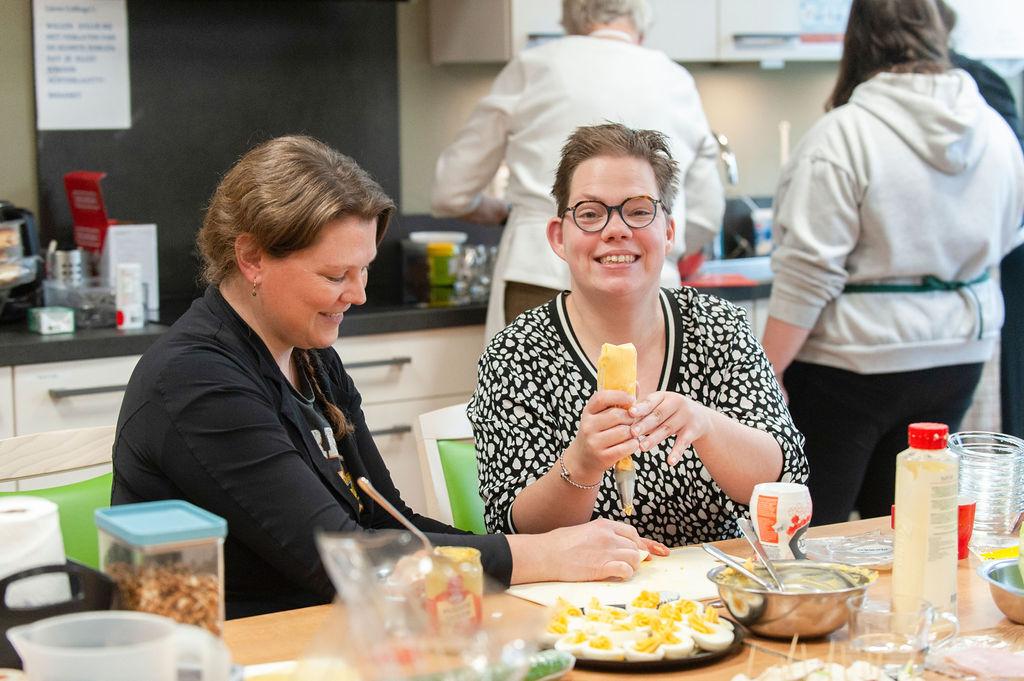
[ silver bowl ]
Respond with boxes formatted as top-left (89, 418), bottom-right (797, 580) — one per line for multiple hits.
top-left (707, 560), bottom-right (876, 639)
top-left (978, 559), bottom-right (1024, 624)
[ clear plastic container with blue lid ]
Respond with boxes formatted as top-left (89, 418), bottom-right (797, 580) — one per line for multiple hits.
top-left (95, 500), bottom-right (227, 635)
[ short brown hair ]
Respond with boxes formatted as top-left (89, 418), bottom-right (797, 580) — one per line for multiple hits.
top-left (197, 135), bottom-right (394, 285)
top-left (827, 0), bottom-right (949, 110)
top-left (551, 123), bottom-right (679, 215)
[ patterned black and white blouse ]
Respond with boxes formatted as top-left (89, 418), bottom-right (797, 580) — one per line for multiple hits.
top-left (468, 288), bottom-right (808, 545)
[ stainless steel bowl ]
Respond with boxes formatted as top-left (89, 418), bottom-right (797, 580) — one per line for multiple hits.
top-left (978, 559), bottom-right (1024, 624)
top-left (707, 560), bottom-right (877, 639)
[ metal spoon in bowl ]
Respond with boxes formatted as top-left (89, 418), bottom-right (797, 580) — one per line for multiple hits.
top-left (702, 543), bottom-right (779, 591)
top-left (737, 517), bottom-right (786, 591)
top-left (356, 476), bottom-right (433, 552)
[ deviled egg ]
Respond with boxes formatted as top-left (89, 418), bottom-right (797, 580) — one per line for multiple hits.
top-left (623, 634), bottom-right (666, 662)
top-left (553, 630), bottom-right (589, 656)
top-left (541, 614), bottom-right (571, 646)
top-left (702, 604), bottom-right (734, 631)
top-left (660, 629), bottom-right (696, 659)
top-left (606, 620), bottom-right (644, 645)
top-left (552, 597), bottom-right (582, 618)
top-left (686, 613), bottom-right (733, 652)
top-left (627, 590), bottom-right (662, 615)
top-left (580, 635), bottom-right (626, 661)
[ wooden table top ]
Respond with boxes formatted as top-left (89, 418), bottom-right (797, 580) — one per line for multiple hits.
top-left (224, 517), bottom-right (1021, 679)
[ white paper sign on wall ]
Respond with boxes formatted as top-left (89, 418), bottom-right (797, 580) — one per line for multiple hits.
top-left (32, 0), bottom-right (131, 131)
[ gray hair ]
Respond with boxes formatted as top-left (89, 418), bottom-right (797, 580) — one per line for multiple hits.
top-left (561, 0), bottom-right (652, 36)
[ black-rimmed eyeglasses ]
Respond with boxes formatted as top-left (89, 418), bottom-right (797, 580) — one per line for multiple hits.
top-left (561, 195), bottom-right (664, 232)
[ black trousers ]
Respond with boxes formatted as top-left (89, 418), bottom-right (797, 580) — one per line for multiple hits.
top-left (1001, 243), bottom-right (1024, 439)
top-left (783, 361), bottom-right (984, 526)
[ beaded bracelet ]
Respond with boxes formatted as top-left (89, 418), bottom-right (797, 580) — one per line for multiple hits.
top-left (557, 452), bottom-right (602, 490)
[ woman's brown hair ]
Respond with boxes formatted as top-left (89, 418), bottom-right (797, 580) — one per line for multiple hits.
top-left (551, 122), bottom-right (679, 215)
top-left (198, 135), bottom-right (395, 437)
top-left (827, 0), bottom-right (950, 110)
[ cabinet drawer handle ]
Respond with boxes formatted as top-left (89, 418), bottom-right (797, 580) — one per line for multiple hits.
top-left (369, 425), bottom-right (413, 437)
top-left (49, 384), bottom-right (129, 400)
top-left (732, 33), bottom-right (800, 48)
top-left (345, 357), bottom-right (412, 370)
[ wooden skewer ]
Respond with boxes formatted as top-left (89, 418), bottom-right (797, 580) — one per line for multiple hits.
top-left (786, 633), bottom-right (799, 664)
top-left (745, 644), bottom-right (756, 677)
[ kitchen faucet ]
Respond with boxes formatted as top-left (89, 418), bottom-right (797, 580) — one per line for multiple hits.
top-left (712, 131), bottom-right (739, 186)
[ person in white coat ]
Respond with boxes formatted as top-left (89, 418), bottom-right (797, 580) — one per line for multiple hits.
top-left (431, 0), bottom-right (724, 339)
top-left (760, 0), bottom-right (1024, 526)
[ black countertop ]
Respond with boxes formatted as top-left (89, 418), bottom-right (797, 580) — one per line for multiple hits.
top-left (0, 303), bottom-right (487, 367)
top-left (0, 281), bottom-right (772, 367)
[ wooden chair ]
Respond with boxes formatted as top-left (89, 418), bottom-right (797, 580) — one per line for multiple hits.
top-left (0, 425), bottom-right (116, 568)
top-left (414, 403), bottom-right (486, 534)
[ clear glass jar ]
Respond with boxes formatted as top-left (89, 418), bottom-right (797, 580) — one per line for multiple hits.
top-left (950, 431), bottom-right (1024, 550)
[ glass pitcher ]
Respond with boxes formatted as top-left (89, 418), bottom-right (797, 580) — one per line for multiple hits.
top-left (950, 431), bottom-right (1024, 551)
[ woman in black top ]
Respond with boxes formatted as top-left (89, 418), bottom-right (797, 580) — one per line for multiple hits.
top-left (112, 135), bottom-right (667, 618)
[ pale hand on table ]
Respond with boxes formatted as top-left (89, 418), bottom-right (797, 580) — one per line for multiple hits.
top-left (542, 519), bottom-right (669, 582)
top-left (629, 391), bottom-right (713, 465)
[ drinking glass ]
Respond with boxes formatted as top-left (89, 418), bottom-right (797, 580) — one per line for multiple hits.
top-left (847, 595), bottom-right (932, 676)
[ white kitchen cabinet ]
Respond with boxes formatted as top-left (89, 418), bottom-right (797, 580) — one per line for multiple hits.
top-left (946, 0), bottom-right (1024, 60)
top-left (0, 367), bottom-right (13, 489)
top-left (429, 0), bottom-right (848, 64)
top-left (429, 0), bottom-right (561, 64)
top-left (429, 0), bottom-right (717, 63)
top-left (13, 355), bottom-right (140, 436)
top-left (1, 326), bottom-right (486, 508)
top-left (334, 325), bottom-right (484, 405)
top-left (334, 325), bottom-right (486, 515)
top-left (646, 0), bottom-right (717, 62)
top-left (0, 367), bottom-right (13, 441)
top-left (717, 0), bottom-right (848, 63)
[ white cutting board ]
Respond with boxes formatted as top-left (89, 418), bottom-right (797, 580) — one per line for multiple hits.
top-left (507, 545), bottom-right (721, 608)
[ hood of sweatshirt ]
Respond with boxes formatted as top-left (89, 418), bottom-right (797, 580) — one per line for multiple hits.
top-left (849, 70), bottom-right (987, 175)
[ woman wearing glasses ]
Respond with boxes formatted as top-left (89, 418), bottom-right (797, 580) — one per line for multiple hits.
top-left (469, 123), bottom-right (807, 544)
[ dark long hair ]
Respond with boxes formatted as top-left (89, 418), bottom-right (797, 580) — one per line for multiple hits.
top-left (827, 0), bottom-right (950, 110)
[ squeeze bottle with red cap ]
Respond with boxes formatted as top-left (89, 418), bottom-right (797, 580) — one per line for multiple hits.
top-left (892, 422), bottom-right (958, 618)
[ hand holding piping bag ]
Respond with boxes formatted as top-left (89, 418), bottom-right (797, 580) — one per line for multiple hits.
top-left (597, 342), bottom-right (638, 516)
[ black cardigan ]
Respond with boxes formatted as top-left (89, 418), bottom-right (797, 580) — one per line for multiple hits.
top-left (112, 287), bottom-right (512, 618)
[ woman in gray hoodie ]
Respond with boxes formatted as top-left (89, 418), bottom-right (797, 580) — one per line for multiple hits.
top-left (761, 0), bottom-right (1024, 525)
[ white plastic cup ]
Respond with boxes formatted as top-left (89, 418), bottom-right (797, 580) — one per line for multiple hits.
top-left (7, 610), bottom-right (230, 681)
top-left (750, 482), bottom-right (812, 560)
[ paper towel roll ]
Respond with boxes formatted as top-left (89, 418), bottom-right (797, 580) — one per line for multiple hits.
top-left (0, 497), bottom-right (70, 607)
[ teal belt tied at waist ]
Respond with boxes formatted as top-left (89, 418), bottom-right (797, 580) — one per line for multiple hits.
top-left (843, 271), bottom-right (991, 338)
top-left (842, 270), bottom-right (990, 294)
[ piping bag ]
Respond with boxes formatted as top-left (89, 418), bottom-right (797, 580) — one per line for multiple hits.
top-left (597, 342), bottom-right (638, 516)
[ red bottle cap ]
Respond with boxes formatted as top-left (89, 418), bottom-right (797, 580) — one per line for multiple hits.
top-left (908, 422), bottom-right (949, 449)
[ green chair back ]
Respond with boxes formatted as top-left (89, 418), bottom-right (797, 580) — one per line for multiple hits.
top-left (436, 440), bottom-right (486, 535)
top-left (0, 472), bottom-right (112, 569)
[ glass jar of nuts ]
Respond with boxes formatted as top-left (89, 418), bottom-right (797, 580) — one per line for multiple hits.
top-left (94, 500), bottom-right (227, 635)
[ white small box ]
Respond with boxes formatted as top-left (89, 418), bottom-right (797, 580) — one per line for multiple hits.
top-left (28, 306), bottom-right (75, 335)
top-left (100, 224), bottom-right (159, 322)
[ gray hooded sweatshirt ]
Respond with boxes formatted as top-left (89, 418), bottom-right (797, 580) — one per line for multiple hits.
top-left (769, 70), bottom-right (1024, 374)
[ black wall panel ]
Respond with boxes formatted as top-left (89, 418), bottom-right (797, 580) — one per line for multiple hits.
top-left (36, 1), bottom-right (401, 312)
